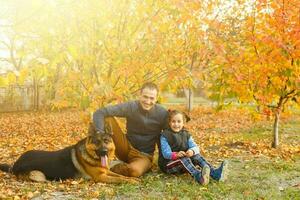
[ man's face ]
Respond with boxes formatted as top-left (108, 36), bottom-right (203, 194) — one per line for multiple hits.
top-left (139, 87), bottom-right (158, 111)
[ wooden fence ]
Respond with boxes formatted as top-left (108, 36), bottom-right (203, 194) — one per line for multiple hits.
top-left (0, 85), bottom-right (44, 112)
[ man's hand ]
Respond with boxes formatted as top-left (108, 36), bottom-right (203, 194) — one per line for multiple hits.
top-left (185, 150), bottom-right (194, 157)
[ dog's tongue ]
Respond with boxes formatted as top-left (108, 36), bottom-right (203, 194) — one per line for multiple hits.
top-left (101, 155), bottom-right (108, 168)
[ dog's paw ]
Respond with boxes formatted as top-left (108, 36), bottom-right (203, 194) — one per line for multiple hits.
top-left (29, 170), bottom-right (47, 182)
top-left (128, 177), bottom-right (141, 184)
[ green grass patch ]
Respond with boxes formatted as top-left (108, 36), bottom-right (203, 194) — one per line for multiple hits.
top-left (280, 118), bottom-right (300, 144)
top-left (105, 156), bottom-right (300, 199)
top-left (9, 155), bottom-right (298, 199)
top-left (230, 124), bottom-right (273, 143)
top-left (229, 115), bottom-right (300, 145)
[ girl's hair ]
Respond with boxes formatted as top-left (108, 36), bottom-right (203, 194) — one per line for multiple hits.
top-left (168, 109), bottom-right (191, 123)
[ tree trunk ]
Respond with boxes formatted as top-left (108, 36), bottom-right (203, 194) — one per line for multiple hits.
top-left (33, 77), bottom-right (39, 111)
top-left (272, 110), bottom-right (280, 148)
top-left (23, 87), bottom-right (30, 110)
top-left (184, 88), bottom-right (194, 112)
top-left (36, 84), bottom-right (39, 110)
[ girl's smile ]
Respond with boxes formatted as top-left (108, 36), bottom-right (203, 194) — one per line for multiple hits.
top-left (169, 113), bottom-right (184, 132)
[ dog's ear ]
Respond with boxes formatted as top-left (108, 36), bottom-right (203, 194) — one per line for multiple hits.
top-left (88, 123), bottom-right (96, 136)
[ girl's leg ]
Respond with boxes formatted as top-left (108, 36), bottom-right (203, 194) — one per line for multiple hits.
top-left (167, 157), bottom-right (210, 185)
top-left (190, 154), bottom-right (214, 169)
top-left (191, 154), bottom-right (228, 181)
top-left (213, 160), bottom-right (229, 182)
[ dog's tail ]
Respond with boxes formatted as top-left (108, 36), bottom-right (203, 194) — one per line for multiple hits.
top-left (0, 163), bottom-right (12, 173)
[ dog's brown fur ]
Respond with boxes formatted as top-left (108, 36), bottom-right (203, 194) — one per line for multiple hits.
top-left (75, 122), bottom-right (139, 184)
top-left (0, 121), bottom-right (139, 184)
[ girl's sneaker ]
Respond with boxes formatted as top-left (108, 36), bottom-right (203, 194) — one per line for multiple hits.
top-left (196, 165), bottom-right (210, 185)
top-left (218, 160), bottom-right (229, 182)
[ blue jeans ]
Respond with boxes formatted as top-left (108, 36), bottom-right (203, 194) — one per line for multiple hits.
top-left (190, 154), bottom-right (223, 180)
top-left (166, 157), bottom-right (203, 183)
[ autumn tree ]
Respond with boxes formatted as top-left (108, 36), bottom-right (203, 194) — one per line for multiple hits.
top-left (208, 0), bottom-right (300, 148)
top-left (1, 0), bottom-right (220, 112)
top-left (247, 0), bottom-right (299, 148)
top-left (146, 0), bottom-right (225, 111)
top-left (1, 0), bottom-right (298, 150)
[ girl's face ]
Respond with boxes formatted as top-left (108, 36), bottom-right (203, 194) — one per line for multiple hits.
top-left (169, 113), bottom-right (184, 133)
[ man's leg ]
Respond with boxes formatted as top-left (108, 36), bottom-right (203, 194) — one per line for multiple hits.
top-left (110, 147), bottom-right (152, 177)
top-left (117, 147), bottom-right (152, 177)
top-left (127, 156), bottom-right (152, 177)
top-left (106, 117), bottom-right (153, 177)
top-left (107, 117), bottom-right (151, 177)
top-left (108, 117), bottom-right (131, 176)
top-left (106, 117), bottom-right (129, 162)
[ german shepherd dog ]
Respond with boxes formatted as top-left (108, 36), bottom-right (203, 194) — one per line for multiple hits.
top-left (0, 122), bottom-right (139, 184)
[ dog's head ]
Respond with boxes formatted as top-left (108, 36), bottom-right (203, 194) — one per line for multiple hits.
top-left (86, 121), bottom-right (115, 167)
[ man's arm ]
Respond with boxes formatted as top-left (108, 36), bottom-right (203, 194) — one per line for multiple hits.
top-left (93, 101), bottom-right (132, 133)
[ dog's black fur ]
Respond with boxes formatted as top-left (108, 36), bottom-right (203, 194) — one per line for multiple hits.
top-left (0, 145), bottom-right (78, 180)
top-left (0, 123), bottom-right (107, 181)
top-left (0, 122), bottom-right (139, 184)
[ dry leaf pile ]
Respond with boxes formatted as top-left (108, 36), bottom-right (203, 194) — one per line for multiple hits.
top-left (0, 107), bottom-right (299, 198)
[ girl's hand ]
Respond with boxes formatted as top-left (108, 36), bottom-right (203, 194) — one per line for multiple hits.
top-left (177, 151), bottom-right (186, 158)
top-left (185, 150), bottom-right (194, 157)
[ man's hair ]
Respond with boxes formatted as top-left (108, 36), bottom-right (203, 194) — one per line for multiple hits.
top-left (140, 82), bottom-right (159, 93)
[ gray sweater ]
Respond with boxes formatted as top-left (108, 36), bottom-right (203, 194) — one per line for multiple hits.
top-left (93, 100), bottom-right (168, 154)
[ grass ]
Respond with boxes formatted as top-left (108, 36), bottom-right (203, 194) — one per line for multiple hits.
top-left (103, 113), bottom-right (300, 199)
top-left (229, 115), bottom-right (300, 146)
top-left (4, 155), bottom-right (298, 199)
top-left (230, 124), bottom-right (273, 143)
top-left (103, 155), bottom-right (300, 200)
top-left (281, 118), bottom-right (300, 144)
top-left (7, 127), bottom-right (300, 199)
top-left (0, 108), bottom-right (299, 199)
top-left (65, 155), bottom-right (299, 200)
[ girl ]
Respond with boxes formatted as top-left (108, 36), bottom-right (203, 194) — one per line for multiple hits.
top-left (158, 110), bottom-right (228, 185)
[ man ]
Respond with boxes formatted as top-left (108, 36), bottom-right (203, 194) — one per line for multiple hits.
top-left (93, 82), bottom-right (168, 177)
